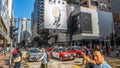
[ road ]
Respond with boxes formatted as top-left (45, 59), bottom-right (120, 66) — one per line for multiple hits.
top-left (21, 50), bottom-right (120, 68)
top-left (21, 50), bottom-right (83, 68)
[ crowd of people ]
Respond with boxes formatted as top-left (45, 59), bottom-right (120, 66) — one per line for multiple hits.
top-left (0, 44), bottom-right (118, 68)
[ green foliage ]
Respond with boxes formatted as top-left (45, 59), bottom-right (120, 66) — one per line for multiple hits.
top-left (33, 29), bottom-right (50, 45)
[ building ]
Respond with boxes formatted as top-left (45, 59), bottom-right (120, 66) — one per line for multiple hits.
top-left (110, 0), bottom-right (120, 35)
top-left (32, 0), bottom-right (68, 43)
top-left (0, 0), bottom-right (13, 45)
top-left (67, 0), bottom-right (113, 47)
top-left (80, 0), bottom-right (111, 11)
top-left (31, 11), bottom-right (39, 40)
top-left (18, 18), bottom-right (31, 43)
top-left (110, 0), bottom-right (120, 45)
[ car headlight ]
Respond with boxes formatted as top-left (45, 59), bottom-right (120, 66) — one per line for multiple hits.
top-left (74, 54), bottom-right (76, 56)
top-left (64, 55), bottom-right (68, 57)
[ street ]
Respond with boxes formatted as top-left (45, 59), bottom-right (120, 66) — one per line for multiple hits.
top-left (21, 50), bottom-right (83, 68)
top-left (21, 50), bottom-right (120, 68)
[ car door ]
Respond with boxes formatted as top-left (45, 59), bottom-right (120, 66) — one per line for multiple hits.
top-left (52, 49), bottom-right (56, 58)
top-left (55, 49), bottom-right (59, 58)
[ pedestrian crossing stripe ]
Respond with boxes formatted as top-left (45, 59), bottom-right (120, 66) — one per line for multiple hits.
top-left (73, 66), bottom-right (81, 68)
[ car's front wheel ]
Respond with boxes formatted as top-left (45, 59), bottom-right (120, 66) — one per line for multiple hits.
top-left (26, 54), bottom-right (30, 62)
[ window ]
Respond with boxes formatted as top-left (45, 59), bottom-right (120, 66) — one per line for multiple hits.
top-left (58, 1), bottom-right (60, 3)
top-left (37, 11), bottom-right (40, 13)
top-left (54, 0), bottom-right (56, 3)
top-left (63, 2), bottom-right (64, 4)
top-left (41, 12), bottom-right (44, 14)
top-left (91, 0), bottom-right (98, 6)
top-left (41, 9), bottom-right (44, 11)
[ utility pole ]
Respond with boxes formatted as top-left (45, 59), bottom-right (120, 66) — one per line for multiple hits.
top-left (9, 18), bottom-right (18, 68)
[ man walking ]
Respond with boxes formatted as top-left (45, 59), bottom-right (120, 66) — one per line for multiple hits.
top-left (83, 50), bottom-right (111, 68)
top-left (82, 45), bottom-right (90, 65)
top-left (38, 47), bottom-right (48, 68)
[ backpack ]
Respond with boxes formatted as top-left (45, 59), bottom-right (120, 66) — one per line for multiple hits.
top-left (46, 52), bottom-right (50, 62)
top-left (12, 48), bottom-right (18, 55)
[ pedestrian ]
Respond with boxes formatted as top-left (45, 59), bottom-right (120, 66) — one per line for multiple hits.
top-left (3, 46), bottom-right (7, 56)
top-left (83, 50), bottom-right (112, 68)
top-left (38, 47), bottom-right (49, 68)
top-left (13, 47), bottom-right (22, 68)
top-left (82, 45), bottom-right (90, 65)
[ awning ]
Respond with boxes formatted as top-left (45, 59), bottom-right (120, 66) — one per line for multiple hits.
top-left (0, 27), bottom-right (7, 39)
top-left (7, 37), bottom-right (12, 44)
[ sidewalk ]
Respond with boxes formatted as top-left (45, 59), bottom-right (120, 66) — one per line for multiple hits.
top-left (104, 51), bottom-right (120, 68)
top-left (0, 52), bottom-right (10, 68)
top-left (106, 57), bottom-right (120, 68)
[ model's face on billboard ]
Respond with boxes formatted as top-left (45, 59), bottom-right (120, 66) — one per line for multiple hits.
top-left (52, 7), bottom-right (60, 18)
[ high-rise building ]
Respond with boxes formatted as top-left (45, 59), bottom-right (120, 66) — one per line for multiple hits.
top-left (110, 0), bottom-right (120, 35)
top-left (0, 0), bottom-right (13, 45)
top-left (32, 0), bottom-right (68, 42)
top-left (80, 0), bottom-right (111, 11)
top-left (18, 18), bottom-right (31, 43)
top-left (67, 0), bottom-right (113, 47)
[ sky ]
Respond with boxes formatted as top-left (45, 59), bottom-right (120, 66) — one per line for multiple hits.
top-left (14, 0), bottom-right (35, 18)
top-left (14, 0), bottom-right (34, 43)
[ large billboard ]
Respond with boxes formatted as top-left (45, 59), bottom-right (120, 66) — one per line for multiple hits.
top-left (81, 12), bottom-right (92, 34)
top-left (72, 12), bottom-right (92, 34)
top-left (44, 0), bottom-right (67, 29)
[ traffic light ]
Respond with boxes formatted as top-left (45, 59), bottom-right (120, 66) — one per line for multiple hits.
top-left (10, 26), bottom-right (18, 39)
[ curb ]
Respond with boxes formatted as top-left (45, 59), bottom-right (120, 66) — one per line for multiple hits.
top-left (73, 66), bottom-right (81, 68)
top-left (22, 58), bottom-right (29, 68)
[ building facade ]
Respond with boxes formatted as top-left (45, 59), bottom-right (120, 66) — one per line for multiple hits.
top-left (110, 0), bottom-right (120, 45)
top-left (18, 18), bottom-right (31, 43)
top-left (67, 0), bottom-right (113, 47)
top-left (32, 0), bottom-right (68, 43)
top-left (80, 0), bottom-right (111, 11)
top-left (0, 0), bottom-right (13, 45)
top-left (110, 0), bottom-right (120, 34)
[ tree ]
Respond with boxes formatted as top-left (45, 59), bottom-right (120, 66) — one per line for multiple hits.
top-left (37, 29), bottom-right (50, 45)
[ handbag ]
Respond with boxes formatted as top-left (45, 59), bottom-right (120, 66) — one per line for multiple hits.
top-left (13, 54), bottom-right (21, 63)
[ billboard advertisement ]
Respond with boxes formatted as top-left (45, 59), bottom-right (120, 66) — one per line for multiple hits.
top-left (81, 12), bottom-right (92, 34)
top-left (44, 0), bottom-right (67, 29)
top-left (72, 12), bottom-right (92, 34)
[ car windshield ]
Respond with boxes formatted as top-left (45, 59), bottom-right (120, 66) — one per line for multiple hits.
top-left (58, 48), bottom-right (67, 52)
top-left (74, 47), bottom-right (82, 50)
top-left (29, 48), bottom-right (40, 53)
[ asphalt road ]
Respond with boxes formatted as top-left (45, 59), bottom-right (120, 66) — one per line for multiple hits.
top-left (21, 50), bottom-right (83, 68)
top-left (21, 50), bottom-right (120, 68)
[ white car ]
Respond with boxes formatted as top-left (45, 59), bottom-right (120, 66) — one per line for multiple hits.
top-left (26, 48), bottom-right (42, 62)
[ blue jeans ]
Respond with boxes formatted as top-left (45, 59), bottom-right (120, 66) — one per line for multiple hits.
top-left (14, 61), bottom-right (21, 68)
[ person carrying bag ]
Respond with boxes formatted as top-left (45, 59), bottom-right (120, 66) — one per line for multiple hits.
top-left (13, 53), bottom-right (22, 68)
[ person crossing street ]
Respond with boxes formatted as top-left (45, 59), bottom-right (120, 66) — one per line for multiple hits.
top-left (38, 47), bottom-right (49, 68)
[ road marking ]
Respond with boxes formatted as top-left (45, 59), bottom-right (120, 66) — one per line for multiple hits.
top-left (49, 60), bottom-right (82, 68)
top-left (22, 58), bottom-right (30, 68)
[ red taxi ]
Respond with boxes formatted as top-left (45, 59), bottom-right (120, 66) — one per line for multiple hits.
top-left (52, 47), bottom-right (76, 61)
top-left (68, 46), bottom-right (83, 58)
